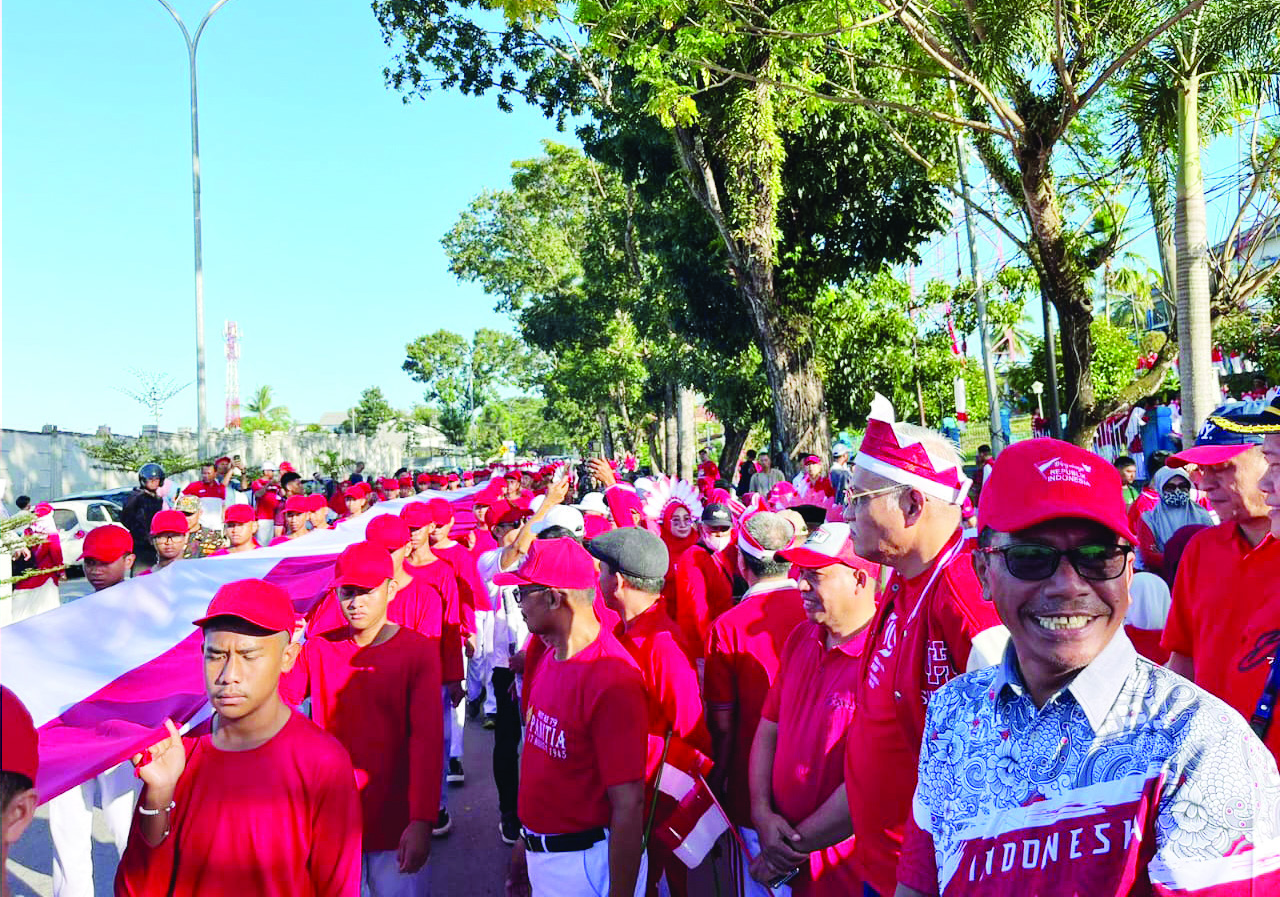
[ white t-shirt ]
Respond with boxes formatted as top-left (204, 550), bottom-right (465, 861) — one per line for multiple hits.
top-left (476, 546), bottom-right (528, 670)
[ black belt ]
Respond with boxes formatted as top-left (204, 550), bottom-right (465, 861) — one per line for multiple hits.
top-left (522, 827), bottom-right (606, 853)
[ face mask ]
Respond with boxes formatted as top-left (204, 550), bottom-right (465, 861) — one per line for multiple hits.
top-left (704, 532), bottom-right (732, 551)
top-left (1161, 489), bottom-right (1190, 509)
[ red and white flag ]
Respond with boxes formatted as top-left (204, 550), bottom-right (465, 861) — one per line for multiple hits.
top-left (650, 736), bottom-right (731, 869)
top-left (0, 489), bottom-right (480, 804)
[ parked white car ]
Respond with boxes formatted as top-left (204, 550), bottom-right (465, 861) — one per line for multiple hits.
top-left (48, 499), bottom-right (124, 567)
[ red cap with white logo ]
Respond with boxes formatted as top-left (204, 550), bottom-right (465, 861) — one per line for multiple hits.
top-left (777, 522), bottom-right (879, 575)
top-left (977, 438), bottom-right (1136, 542)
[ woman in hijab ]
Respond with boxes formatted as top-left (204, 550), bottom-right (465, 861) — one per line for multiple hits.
top-left (659, 501), bottom-right (699, 618)
top-left (1136, 466), bottom-right (1214, 576)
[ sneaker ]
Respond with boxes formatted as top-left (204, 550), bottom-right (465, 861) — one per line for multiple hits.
top-left (448, 758), bottom-right (465, 785)
top-left (432, 807), bottom-right (452, 838)
top-left (499, 815), bottom-right (520, 846)
top-left (483, 713), bottom-right (496, 730)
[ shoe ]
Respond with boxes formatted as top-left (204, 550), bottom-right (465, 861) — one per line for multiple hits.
top-left (499, 815), bottom-right (520, 846)
top-left (466, 697), bottom-right (483, 720)
top-left (448, 758), bottom-right (465, 785)
top-left (432, 807), bottom-right (452, 838)
top-left (483, 713), bottom-right (496, 730)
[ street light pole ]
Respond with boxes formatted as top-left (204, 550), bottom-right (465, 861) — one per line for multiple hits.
top-left (155, 0), bottom-right (234, 457)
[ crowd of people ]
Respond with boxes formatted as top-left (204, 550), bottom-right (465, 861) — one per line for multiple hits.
top-left (3, 391), bottom-right (1280, 897)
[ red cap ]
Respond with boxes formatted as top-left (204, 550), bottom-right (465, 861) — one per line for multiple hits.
top-left (416, 473), bottom-right (430, 485)
top-left (478, 480), bottom-right (506, 503)
top-left (379, 477), bottom-right (398, 492)
top-left (485, 501), bottom-right (527, 527)
top-left (1, 686), bottom-right (39, 781)
top-left (504, 471), bottom-right (522, 482)
top-left (398, 475), bottom-right (413, 487)
top-left (427, 498), bottom-right (453, 526)
top-left (332, 541), bottom-right (393, 589)
top-left (305, 494), bottom-right (327, 512)
top-left (802, 454), bottom-right (821, 465)
top-left (193, 578), bottom-right (296, 633)
top-left (150, 509), bottom-right (188, 536)
top-left (215, 456), bottom-right (232, 465)
top-left (778, 522), bottom-right (879, 575)
top-left (279, 462), bottom-right (295, 474)
top-left (82, 525), bottom-right (135, 562)
top-left (494, 537), bottom-right (597, 589)
top-left (223, 504), bottom-right (255, 524)
top-left (446, 473), bottom-right (459, 483)
top-left (284, 494), bottom-right (309, 514)
top-left (977, 438), bottom-right (1136, 542)
top-left (366, 513), bottom-right (411, 551)
top-left (33, 502), bottom-right (53, 517)
top-left (400, 502), bottom-right (433, 529)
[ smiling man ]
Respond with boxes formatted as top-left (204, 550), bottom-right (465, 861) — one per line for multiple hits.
top-left (894, 438), bottom-right (1280, 897)
top-left (115, 579), bottom-right (361, 896)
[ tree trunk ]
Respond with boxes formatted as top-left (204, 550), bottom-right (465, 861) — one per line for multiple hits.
top-left (663, 383), bottom-right (678, 475)
top-left (1175, 76), bottom-right (1219, 441)
top-left (719, 424), bottom-right (749, 484)
top-left (598, 410), bottom-right (614, 460)
top-left (676, 386), bottom-right (696, 480)
top-left (645, 420), bottom-right (663, 475)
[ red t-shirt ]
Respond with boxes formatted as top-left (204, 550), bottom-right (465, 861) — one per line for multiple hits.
top-left (762, 622), bottom-right (867, 896)
top-left (703, 581), bottom-right (805, 827)
top-left (252, 481), bottom-right (282, 521)
top-left (584, 514), bottom-right (614, 539)
top-left (673, 543), bottom-right (735, 659)
top-left (389, 574), bottom-right (465, 685)
top-left (182, 481), bottom-right (226, 500)
top-left (434, 542), bottom-right (493, 613)
top-left (518, 628), bottom-right (648, 835)
top-left (208, 544), bottom-right (257, 557)
top-left (406, 556), bottom-right (472, 636)
top-left (114, 711), bottom-right (361, 897)
top-left (281, 626), bottom-right (442, 851)
top-left (844, 536), bottom-right (1005, 896)
top-left (615, 603), bottom-right (710, 782)
top-left (1161, 524), bottom-right (1280, 764)
top-left (469, 527), bottom-right (498, 558)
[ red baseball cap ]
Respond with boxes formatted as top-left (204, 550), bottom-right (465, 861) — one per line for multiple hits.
top-left (416, 473), bottom-right (430, 485)
top-left (427, 498), bottom-right (454, 526)
top-left (305, 494), bottom-right (328, 512)
top-left (504, 471), bottom-right (522, 482)
top-left (777, 522), bottom-right (879, 575)
top-left (344, 484), bottom-right (364, 500)
top-left (223, 504), bottom-right (255, 524)
top-left (193, 578), bottom-right (296, 633)
top-left (400, 502), bottom-right (433, 529)
top-left (446, 473), bottom-right (459, 483)
top-left (284, 494), bottom-right (309, 514)
top-left (366, 513), bottom-right (411, 551)
top-left (279, 462), bottom-right (295, 473)
top-left (150, 509), bottom-right (188, 536)
top-left (802, 454), bottom-right (821, 465)
top-left (81, 525), bottom-right (135, 563)
top-left (398, 475), bottom-right (413, 487)
top-left (486, 500), bottom-right (527, 528)
top-left (494, 537), bottom-right (597, 589)
top-left (332, 542), bottom-right (393, 589)
top-left (1, 686), bottom-right (38, 782)
top-left (1166, 407), bottom-right (1265, 469)
top-left (379, 477), bottom-right (398, 492)
top-left (977, 438), bottom-right (1137, 542)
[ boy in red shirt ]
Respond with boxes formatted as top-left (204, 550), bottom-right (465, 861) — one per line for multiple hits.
top-left (282, 542), bottom-right (441, 895)
top-left (499, 538), bottom-right (649, 897)
top-left (307, 493), bottom-right (331, 531)
top-left (3, 687), bottom-right (41, 893)
top-left (589, 527), bottom-right (709, 897)
top-left (210, 504), bottom-right (258, 556)
top-left (115, 579), bottom-right (361, 897)
top-left (748, 523), bottom-right (879, 896)
top-left (269, 494), bottom-right (311, 544)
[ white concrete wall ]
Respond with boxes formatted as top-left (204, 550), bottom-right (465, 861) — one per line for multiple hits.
top-left (0, 425), bottom-right (464, 506)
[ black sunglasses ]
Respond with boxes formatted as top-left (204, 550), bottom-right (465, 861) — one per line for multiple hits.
top-left (977, 543), bottom-right (1132, 581)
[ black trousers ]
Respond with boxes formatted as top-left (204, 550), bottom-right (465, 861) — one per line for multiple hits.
top-left (491, 667), bottom-right (521, 818)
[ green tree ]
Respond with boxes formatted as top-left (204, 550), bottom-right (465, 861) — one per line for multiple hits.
top-left (344, 386), bottom-right (397, 436)
top-left (1007, 320), bottom-right (1143, 413)
top-left (82, 437), bottom-right (200, 477)
top-left (241, 385), bottom-right (291, 434)
top-left (314, 449), bottom-right (355, 481)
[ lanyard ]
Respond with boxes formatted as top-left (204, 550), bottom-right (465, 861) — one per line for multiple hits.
top-left (1249, 642), bottom-right (1280, 740)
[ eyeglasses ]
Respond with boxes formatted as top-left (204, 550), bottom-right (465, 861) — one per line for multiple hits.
top-left (844, 483), bottom-right (908, 511)
top-left (516, 586), bottom-right (551, 603)
top-left (153, 532), bottom-right (186, 542)
top-left (977, 543), bottom-right (1132, 581)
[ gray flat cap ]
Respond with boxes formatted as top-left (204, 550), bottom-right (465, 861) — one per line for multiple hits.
top-left (587, 526), bottom-right (669, 580)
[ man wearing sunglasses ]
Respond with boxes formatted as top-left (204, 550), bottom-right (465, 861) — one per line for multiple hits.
top-left (1157, 403), bottom-right (1280, 765)
top-left (894, 438), bottom-right (1280, 897)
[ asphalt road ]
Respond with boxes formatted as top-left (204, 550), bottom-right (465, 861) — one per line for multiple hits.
top-left (4, 714), bottom-right (512, 896)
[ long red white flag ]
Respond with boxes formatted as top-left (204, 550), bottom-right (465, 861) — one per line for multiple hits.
top-left (0, 489), bottom-right (478, 804)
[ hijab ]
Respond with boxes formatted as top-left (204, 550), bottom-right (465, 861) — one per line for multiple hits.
top-left (1141, 466), bottom-right (1214, 550)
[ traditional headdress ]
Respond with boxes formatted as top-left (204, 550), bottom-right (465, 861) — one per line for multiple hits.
top-left (854, 393), bottom-right (970, 505)
top-left (641, 475), bottom-right (704, 523)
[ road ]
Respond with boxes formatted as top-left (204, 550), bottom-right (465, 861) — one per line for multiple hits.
top-left (4, 713), bottom-right (512, 896)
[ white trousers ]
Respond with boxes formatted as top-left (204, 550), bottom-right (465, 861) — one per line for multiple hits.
top-left (735, 826), bottom-right (792, 897)
top-left (469, 610), bottom-right (495, 704)
top-left (49, 763), bottom-right (140, 897)
top-left (1, 579), bottom-right (62, 627)
top-left (526, 830), bottom-right (648, 897)
top-left (360, 849), bottom-right (430, 897)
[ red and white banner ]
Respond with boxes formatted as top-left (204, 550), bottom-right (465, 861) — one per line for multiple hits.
top-left (651, 736), bottom-right (731, 869)
top-left (0, 489), bottom-right (479, 804)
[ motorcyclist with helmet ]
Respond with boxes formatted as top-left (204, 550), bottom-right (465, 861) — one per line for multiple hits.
top-left (120, 463), bottom-right (165, 572)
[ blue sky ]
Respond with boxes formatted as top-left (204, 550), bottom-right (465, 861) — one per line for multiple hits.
top-left (3, 0), bottom-right (567, 434)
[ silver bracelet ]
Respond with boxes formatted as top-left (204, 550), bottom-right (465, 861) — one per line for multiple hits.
top-left (138, 800), bottom-right (175, 816)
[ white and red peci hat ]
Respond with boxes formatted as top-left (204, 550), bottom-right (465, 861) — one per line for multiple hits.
top-left (853, 393), bottom-right (970, 505)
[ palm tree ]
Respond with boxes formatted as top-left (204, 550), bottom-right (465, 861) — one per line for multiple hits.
top-left (1117, 0), bottom-right (1280, 439)
top-left (241, 385), bottom-right (291, 432)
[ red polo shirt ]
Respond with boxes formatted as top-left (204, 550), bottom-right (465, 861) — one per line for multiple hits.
top-left (518, 628), bottom-right (648, 835)
top-left (673, 543), bottom-right (735, 659)
top-left (703, 580), bottom-right (805, 827)
top-left (114, 711), bottom-right (361, 897)
top-left (762, 622), bottom-right (867, 896)
top-left (1161, 523), bottom-right (1280, 764)
top-left (434, 542), bottom-right (493, 613)
top-left (844, 535), bottom-right (1005, 896)
top-left (182, 481), bottom-right (226, 500)
top-left (615, 602), bottom-right (710, 781)
top-left (405, 556), bottom-right (470, 636)
top-left (281, 626), bottom-right (442, 851)
top-left (389, 575), bottom-right (465, 685)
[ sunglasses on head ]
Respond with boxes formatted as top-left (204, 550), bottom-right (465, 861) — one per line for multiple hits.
top-left (977, 543), bottom-right (1132, 581)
